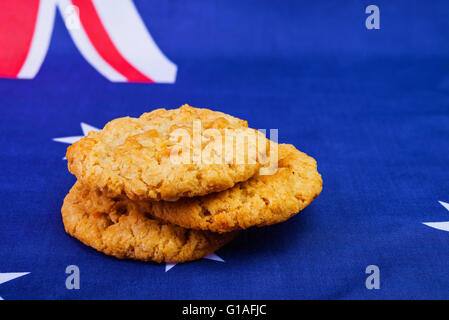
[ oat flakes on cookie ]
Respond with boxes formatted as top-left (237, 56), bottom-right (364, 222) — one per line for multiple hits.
top-left (61, 182), bottom-right (238, 263)
top-left (149, 144), bottom-right (322, 233)
top-left (66, 105), bottom-right (269, 201)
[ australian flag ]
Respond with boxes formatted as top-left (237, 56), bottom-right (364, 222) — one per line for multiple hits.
top-left (0, 0), bottom-right (448, 300)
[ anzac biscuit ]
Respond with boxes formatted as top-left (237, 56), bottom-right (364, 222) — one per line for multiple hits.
top-left (61, 182), bottom-right (238, 263)
top-left (66, 105), bottom-right (267, 201)
top-left (150, 144), bottom-right (322, 233)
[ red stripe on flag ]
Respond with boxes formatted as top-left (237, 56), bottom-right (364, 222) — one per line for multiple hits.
top-left (0, 0), bottom-right (40, 78)
top-left (71, 0), bottom-right (154, 83)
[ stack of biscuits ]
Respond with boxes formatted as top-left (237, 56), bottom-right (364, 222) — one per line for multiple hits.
top-left (61, 105), bottom-right (322, 263)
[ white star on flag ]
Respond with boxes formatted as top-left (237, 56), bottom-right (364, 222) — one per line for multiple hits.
top-left (0, 272), bottom-right (30, 300)
top-left (53, 122), bottom-right (226, 271)
top-left (423, 201), bottom-right (449, 232)
top-left (165, 253), bottom-right (225, 272)
top-left (53, 122), bottom-right (100, 159)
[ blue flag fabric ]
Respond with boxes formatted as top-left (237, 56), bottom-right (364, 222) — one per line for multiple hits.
top-left (1, 0), bottom-right (449, 299)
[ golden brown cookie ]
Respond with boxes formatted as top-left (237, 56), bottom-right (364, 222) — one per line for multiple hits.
top-left (66, 105), bottom-right (268, 201)
top-left (61, 182), bottom-right (238, 263)
top-left (149, 144), bottom-right (322, 233)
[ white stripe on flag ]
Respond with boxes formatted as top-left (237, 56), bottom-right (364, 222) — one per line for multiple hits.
top-left (18, 0), bottom-right (56, 79)
top-left (91, 0), bottom-right (177, 83)
top-left (56, 0), bottom-right (126, 82)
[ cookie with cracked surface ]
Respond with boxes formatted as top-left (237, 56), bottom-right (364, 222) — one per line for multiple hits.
top-left (149, 144), bottom-right (322, 233)
top-left (61, 181), bottom-right (238, 263)
top-left (66, 104), bottom-right (268, 201)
